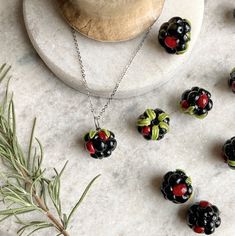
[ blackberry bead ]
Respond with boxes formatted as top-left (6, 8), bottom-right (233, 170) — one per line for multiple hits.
top-left (180, 87), bottom-right (213, 119)
top-left (158, 16), bottom-right (191, 55)
top-left (229, 68), bottom-right (235, 93)
top-left (223, 137), bottom-right (235, 169)
top-left (161, 169), bottom-right (193, 204)
top-left (84, 129), bottom-right (117, 159)
top-left (187, 201), bottom-right (221, 235)
top-left (137, 108), bottom-right (170, 141)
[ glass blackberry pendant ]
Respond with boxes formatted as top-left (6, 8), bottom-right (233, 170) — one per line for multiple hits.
top-left (84, 128), bottom-right (117, 159)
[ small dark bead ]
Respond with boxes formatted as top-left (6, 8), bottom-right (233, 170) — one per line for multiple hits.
top-left (93, 139), bottom-right (106, 152)
top-left (84, 133), bottom-right (90, 142)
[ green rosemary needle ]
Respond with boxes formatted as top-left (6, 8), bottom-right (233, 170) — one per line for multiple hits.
top-left (0, 64), bottom-right (100, 236)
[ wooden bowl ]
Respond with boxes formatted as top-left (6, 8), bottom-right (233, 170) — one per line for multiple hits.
top-left (56, 0), bottom-right (165, 42)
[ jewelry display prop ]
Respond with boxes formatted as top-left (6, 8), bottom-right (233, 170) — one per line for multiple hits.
top-left (56, 0), bottom-right (165, 42)
top-left (23, 0), bottom-right (204, 99)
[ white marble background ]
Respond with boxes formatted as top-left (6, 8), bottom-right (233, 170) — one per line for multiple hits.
top-left (0, 0), bottom-right (235, 236)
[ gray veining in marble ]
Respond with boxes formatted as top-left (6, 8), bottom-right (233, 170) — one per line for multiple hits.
top-left (0, 0), bottom-right (235, 236)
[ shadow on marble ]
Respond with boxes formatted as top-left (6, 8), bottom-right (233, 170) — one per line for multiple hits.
top-left (150, 175), bottom-right (164, 198)
top-left (167, 92), bottom-right (181, 114)
top-left (210, 140), bottom-right (225, 164)
top-left (214, 72), bottom-right (230, 94)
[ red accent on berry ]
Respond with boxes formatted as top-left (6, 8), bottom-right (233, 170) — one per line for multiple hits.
top-left (172, 183), bottom-right (187, 197)
top-left (199, 201), bottom-right (211, 208)
top-left (142, 126), bottom-right (151, 136)
top-left (98, 131), bottom-right (109, 141)
top-left (181, 100), bottom-right (190, 109)
top-left (193, 226), bottom-right (205, 234)
top-left (197, 94), bottom-right (209, 109)
top-left (164, 36), bottom-right (178, 49)
top-left (86, 141), bottom-right (95, 154)
top-left (232, 82), bottom-right (235, 92)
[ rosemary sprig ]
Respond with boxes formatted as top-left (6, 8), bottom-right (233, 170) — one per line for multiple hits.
top-left (0, 64), bottom-right (100, 236)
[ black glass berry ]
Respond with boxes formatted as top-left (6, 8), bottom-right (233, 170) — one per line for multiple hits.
top-left (137, 108), bottom-right (170, 141)
top-left (229, 68), bottom-right (235, 93)
top-left (223, 137), bottom-right (235, 169)
top-left (187, 201), bottom-right (221, 235)
top-left (180, 87), bottom-right (213, 119)
top-left (158, 17), bottom-right (191, 54)
top-left (161, 169), bottom-right (193, 204)
top-left (84, 129), bottom-right (117, 159)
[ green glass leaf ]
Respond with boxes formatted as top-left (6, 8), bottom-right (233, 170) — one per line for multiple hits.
top-left (186, 32), bottom-right (191, 40)
top-left (194, 112), bottom-right (208, 119)
top-left (185, 19), bottom-right (191, 27)
top-left (137, 117), bottom-right (151, 127)
top-left (151, 125), bottom-right (159, 140)
top-left (100, 129), bottom-right (110, 138)
top-left (228, 160), bottom-right (235, 167)
top-left (232, 67), bottom-right (235, 73)
top-left (158, 113), bottom-right (170, 122)
top-left (185, 177), bottom-right (192, 185)
top-left (183, 106), bottom-right (195, 115)
top-left (159, 122), bottom-right (169, 132)
top-left (89, 130), bottom-right (97, 139)
top-left (146, 109), bottom-right (156, 121)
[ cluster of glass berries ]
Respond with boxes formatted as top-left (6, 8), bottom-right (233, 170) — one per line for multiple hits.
top-left (137, 108), bottom-right (170, 141)
top-left (161, 170), bottom-right (221, 235)
top-left (187, 201), bottom-right (221, 235)
top-left (161, 169), bottom-right (193, 204)
top-left (158, 17), bottom-right (191, 55)
top-left (84, 129), bottom-right (117, 159)
top-left (180, 87), bottom-right (213, 119)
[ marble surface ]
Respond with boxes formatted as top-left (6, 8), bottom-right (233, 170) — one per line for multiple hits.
top-left (0, 0), bottom-right (235, 236)
top-left (23, 0), bottom-right (204, 98)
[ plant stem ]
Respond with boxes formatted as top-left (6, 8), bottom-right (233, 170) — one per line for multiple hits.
top-left (33, 194), bottom-right (69, 236)
top-left (20, 169), bottom-right (70, 236)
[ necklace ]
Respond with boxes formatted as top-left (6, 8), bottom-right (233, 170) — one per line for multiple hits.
top-left (72, 27), bottom-right (151, 159)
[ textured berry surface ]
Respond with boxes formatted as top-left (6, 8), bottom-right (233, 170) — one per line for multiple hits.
top-left (223, 137), bottom-right (235, 169)
top-left (158, 16), bottom-right (191, 54)
top-left (180, 87), bottom-right (213, 119)
top-left (137, 108), bottom-right (170, 141)
top-left (229, 68), bottom-right (235, 93)
top-left (161, 169), bottom-right (193, 204)
top-left (84, 129), bottom-right (117, 159)
top-left (187, 201), bottom-right (221, 235)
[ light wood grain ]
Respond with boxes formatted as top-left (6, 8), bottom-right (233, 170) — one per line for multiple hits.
top-left (56, 0), bottom-right (165, 42)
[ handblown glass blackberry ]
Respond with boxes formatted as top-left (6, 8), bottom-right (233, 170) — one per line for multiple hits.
top-left (223, 137), bottom-right (235, 169)
top-left (158, 16), bottom-right (191, 54)
top-left (187, 201), bottom-right (221, 235)
top-left (180, 87), bottom-right (213, 119)
top-left (84, 129), bottom-right (117, 159)
top-left (161, 169), bottom-right (193, 204)
top-left (137, 108), bottom-right (170, 141)
top-left (229, 68), bottom-right (235, 93)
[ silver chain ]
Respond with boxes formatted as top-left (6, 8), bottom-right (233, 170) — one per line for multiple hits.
top-left (72, 27), bottom-right (151, 129)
